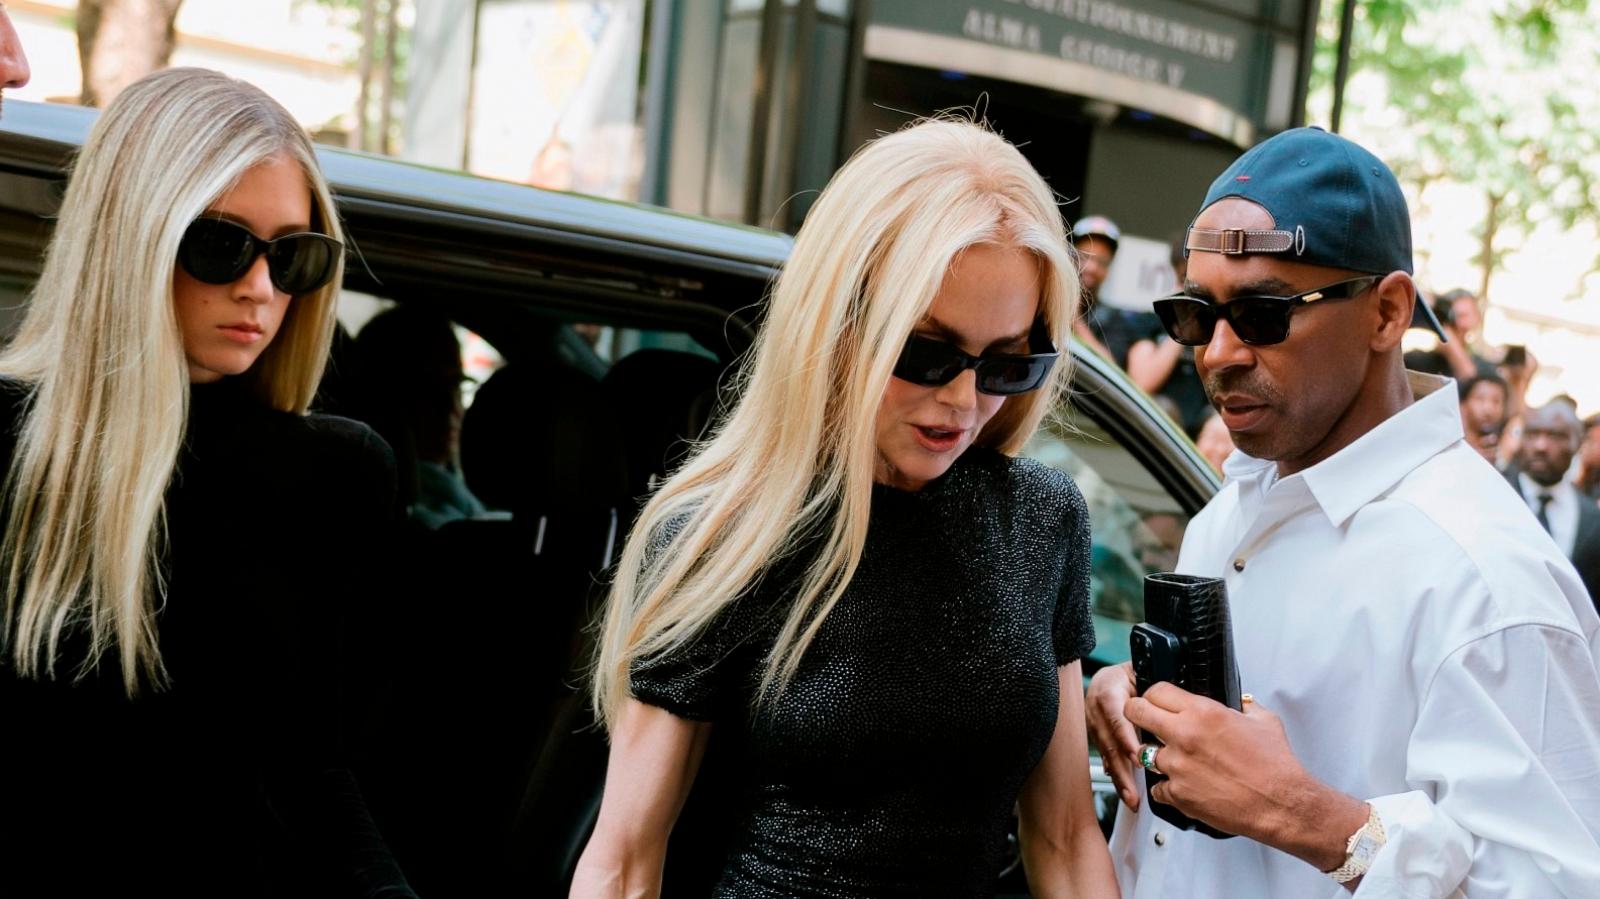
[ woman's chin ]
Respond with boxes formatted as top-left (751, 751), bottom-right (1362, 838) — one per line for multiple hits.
top-left (187, 356), bottom-right (258, 384)
top-left (879, 448), bottom-right (960, 492)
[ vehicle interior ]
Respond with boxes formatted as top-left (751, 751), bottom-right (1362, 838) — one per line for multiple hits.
top-left (318, 204), bottom-right (770, 897)
top-left (0, 102), bottom-right (1216, 898)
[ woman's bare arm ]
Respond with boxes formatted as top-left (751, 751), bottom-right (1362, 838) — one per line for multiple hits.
top-left (569, 700), bottom-right (713, 899)
top-left (1018, 662), bottom-right (1120, 899)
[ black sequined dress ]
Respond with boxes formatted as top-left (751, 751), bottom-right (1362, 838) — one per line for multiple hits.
top-left (631, 446), bottom-right (1095, 898)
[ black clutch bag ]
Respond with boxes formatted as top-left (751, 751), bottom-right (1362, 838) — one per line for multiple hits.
top-left (1130, 573), bottom-right (1242, 839)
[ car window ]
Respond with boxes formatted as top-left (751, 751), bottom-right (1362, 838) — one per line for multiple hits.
top-left (0, 273), bottom-right (35, 340)
top-left (1024, 409), bottom-right (1190, 670)
top-left (318, 301), bottom-right (732, 894)
top-left (570, 324), bottom-right (720, 367)
top-left (325, 297), bottom-right (500, 530)
top-left (329, 294), bottom-right (726, 528)
top-left (1017, 403), bottom-right (1199, 846)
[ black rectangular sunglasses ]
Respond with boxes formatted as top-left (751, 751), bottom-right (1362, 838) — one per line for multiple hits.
top-left (1152, 276), bottom-right (1379, 347)
top-left (177, 217), bottom-right (344, 296)
top-left (892, 321), bottom-right (1059, 396)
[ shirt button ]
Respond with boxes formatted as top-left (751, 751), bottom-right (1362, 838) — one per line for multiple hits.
top-left (1232, 558), bottom-right (1246, 572)
top-left (1154, 832), bottom-right (1167, 847)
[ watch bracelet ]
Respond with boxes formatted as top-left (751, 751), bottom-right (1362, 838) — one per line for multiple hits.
top-left (1328, 806), bottom-right (1387, 884)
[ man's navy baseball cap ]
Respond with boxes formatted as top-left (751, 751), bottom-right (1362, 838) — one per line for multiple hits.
top-left (1185, 126), bottom-right (1446, 339)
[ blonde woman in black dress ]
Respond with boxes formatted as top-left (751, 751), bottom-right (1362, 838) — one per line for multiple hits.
top-left (0, 69), bottom-right (412, 897)
top-left (572, 119), bottom-right (1117, 898)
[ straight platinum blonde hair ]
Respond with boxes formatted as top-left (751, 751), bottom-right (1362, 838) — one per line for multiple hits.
top-left (593, 118), bottom-right (1079, 729)
top-left (0, 68), bottom-right (344, 696)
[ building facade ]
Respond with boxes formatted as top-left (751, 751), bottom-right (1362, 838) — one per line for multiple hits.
top-left (408, 0), bottom-right (1317, 307)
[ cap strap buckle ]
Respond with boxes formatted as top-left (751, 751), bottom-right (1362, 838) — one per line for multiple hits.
top-left (1186, 227), bottom-right (1297, 256)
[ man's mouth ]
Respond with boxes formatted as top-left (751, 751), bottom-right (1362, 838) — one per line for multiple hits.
top-left (1213, 393), bottom-right (1270, 431)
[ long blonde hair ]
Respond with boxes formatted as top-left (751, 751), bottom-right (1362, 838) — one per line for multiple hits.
top-left (0, 68), bottom-right (344, 696)
top-left (593, 119), bottom-right (1079, 728)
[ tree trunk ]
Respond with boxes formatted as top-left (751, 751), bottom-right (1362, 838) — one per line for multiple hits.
top-left (354, 0), bottom-right (378, 150)
top-left (1411, 176), bottom-right (1435, 274)
top-left (1478, 190), bottom-right (1500, 307)
top-left (76, 0), bottom-right (186, 108)
top-left (379, 0), bottom-right (400, 155)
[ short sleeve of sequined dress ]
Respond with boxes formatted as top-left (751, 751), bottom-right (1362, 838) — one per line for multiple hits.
top-left (626, 517), bottom-right (781, 722)
top-left (628, 598), bottom-right (770, 722)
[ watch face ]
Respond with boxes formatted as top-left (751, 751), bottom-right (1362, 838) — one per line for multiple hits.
top-left (1353, 831), bottom-right (1383, 866)
top-left (1331, 816), bottom-right (1386, 883)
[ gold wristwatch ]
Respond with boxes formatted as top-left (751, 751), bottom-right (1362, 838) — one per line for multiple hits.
top-left (1327, 805), bottom-right (1386, 884)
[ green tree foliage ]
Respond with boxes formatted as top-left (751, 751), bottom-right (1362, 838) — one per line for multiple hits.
top-left (1309, 0), bottom-right (1599, 302)
top-left (298, 0), bottom-right (411, 153)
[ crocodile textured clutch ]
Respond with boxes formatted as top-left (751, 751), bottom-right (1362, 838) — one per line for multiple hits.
top-left (1135, 572), bottom-right (1242, 839)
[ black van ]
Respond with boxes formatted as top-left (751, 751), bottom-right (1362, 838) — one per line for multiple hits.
top-left (0, 99), bottom-right (1217, 897)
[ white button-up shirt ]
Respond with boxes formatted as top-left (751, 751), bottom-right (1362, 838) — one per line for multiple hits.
top-left (1110, 373), bottom-right (1600, 899)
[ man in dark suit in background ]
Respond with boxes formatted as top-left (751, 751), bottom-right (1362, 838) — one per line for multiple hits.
top-left (1509, 401), bottom-right (1600, 607)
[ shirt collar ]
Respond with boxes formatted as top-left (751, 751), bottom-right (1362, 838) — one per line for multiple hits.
top-left (1221, 445), bottom-right (1272, 481)
top-left (1518, 471), bottom-right (1574, 505)
top-left (1225, 372), bottom-right (1463, 528)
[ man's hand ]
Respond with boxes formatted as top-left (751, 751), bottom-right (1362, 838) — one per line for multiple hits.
top-left (1085, 661), bottom-right (1142, 810)
top-left (1124, 685), bottom-right (1367, 871)
top-left (1501, 347), bottom-right (1538, 393)
top-left (1128, 337), bottom-right (1185, 393)
top-left (1439, 322), bottom-right (1478, 381)
top-left (1501, 349), bottom-right (1538, 422)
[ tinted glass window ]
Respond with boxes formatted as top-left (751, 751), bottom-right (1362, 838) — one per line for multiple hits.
top-left (327, 295), bottom-right (726, 527)
top-left (1024, 411), bottom-right (1190, 670)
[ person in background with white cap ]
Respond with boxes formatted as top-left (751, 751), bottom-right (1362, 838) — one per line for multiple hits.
top-left (1070, 214), bottom-right (1120, 362)
top-left (1127, 235), bottom-right (1214, 437)
top-left (1073, 215), bottom-right (1119, 303)
top-left (1074, 216), bottom-right (1208, 440)
top-left (1085, 126), bottom-right (1600, 898)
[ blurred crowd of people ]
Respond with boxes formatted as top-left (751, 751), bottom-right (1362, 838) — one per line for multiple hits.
top-left (1070, 216), bottom-right (1232, 473)
top-left (1075, 220), bottom-right (1600, 597)
top-left (1418, 289), bottom-right (1600, 594)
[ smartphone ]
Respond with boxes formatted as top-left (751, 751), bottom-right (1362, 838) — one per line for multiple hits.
top-left (1130, 623), bottom-right (1181, 700)
top-left (1504, 344), bottom-right (1527, 367)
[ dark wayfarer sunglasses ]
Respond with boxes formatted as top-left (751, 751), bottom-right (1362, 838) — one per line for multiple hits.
top-left (177, 217), bottom-right (344, 296)
top-left (892, 329), bottom-right (1059, 396)
top-left (1152, 276), bottom-right (1380, 347)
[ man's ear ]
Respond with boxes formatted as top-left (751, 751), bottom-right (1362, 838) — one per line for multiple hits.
top-left (1370, 271), bottom-right (1415, 353)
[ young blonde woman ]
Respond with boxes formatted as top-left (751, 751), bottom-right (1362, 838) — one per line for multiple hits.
top-left (0, 69), bottom-right (414, 897)
top-left (572, 120), bottom-right (1118, 898)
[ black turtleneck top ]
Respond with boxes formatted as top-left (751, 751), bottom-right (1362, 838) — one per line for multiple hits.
top-left (0, 377), bottom-right (415, 898)
top-left (630, 446), bottom-right (1095, 898)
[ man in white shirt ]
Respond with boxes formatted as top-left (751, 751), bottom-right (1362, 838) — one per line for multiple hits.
top-left (1508, 401), bottom-right (1600, 603)
top-left (1086, 127), bottom-right (1600, 898)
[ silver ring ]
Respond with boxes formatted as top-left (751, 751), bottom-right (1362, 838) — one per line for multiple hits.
top-left (1138, 743), bottom-right (1164, 775)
